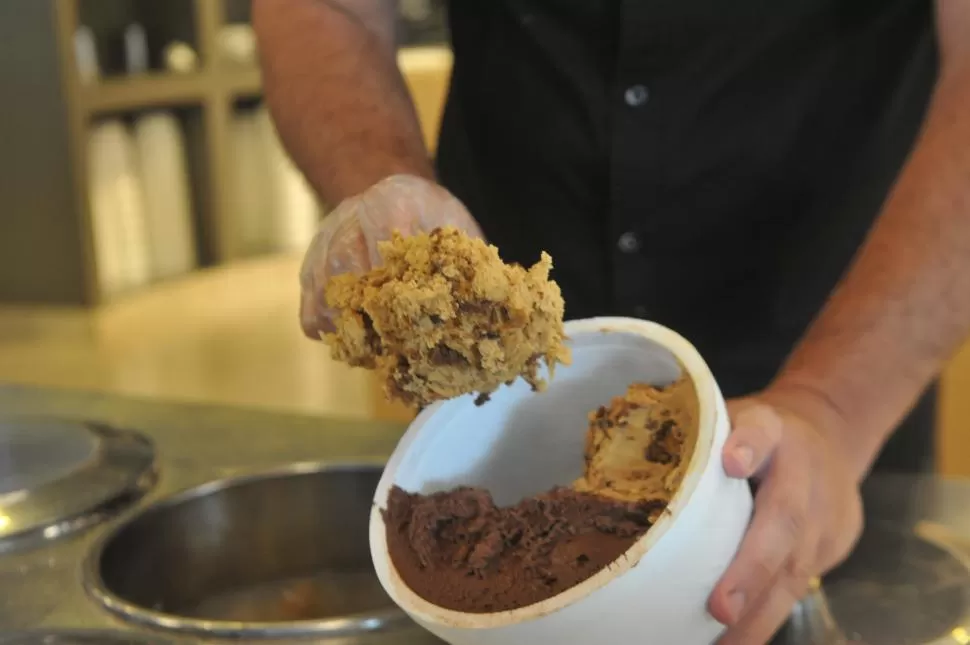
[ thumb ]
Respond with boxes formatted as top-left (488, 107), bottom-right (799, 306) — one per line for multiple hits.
top-left (723, 399), bottom-right (784, 480)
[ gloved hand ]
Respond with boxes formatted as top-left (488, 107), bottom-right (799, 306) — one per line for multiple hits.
top-left (299, 174), bottom-right (483, 339)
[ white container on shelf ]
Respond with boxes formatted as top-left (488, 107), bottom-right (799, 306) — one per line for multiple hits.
top-left (228, 108), bottom-right (273, 256)
top-left (217, 23), bottom-right (258, 67)
top-left (254, 106), bottom-right (320, 253)
top-left (132, 112), bottom-right (198, 280)
top-left (73, 25), bottom-right (99, 85)
top-left (370, 317), bottom-right (753, 645)
top-left (162, 41), bottom-right (199, 74)
top-left (125, 23), bottom-right (196, 279)
top-left (123, 23), bottom-right (150, 75)
top-left (87, 121), bottom-right (151, 297)
top-left (88, 123), bottom-right (126, 297)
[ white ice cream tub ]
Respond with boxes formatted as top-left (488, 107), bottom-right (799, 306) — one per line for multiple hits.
top-left (370, 317), bottom-right (754, 645)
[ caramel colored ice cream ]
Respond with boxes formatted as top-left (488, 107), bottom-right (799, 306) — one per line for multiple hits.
top-left (384, 375), bottom-right (699, 613)
top-left (323, 227), bottom-right (570, 408)
top-left (574, 377), bottom-right (699, 507)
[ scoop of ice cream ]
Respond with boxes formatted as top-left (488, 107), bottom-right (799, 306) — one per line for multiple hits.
top-left (573, 377), bottom-right (699, 507)
top-left (323, 226), bottom-right (570, 408)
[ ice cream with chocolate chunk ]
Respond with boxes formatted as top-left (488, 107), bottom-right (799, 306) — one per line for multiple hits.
top-left (322, 227), bottom-right (570, 408)
top-left (574, 378), bottom-right (699, 504)
top-left (383, 376), bottom-right (699, 613)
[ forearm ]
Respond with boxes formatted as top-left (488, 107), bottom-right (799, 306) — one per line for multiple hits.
top-left (771, 66), bottom-right (970, 478)
top-left (253, 0), bottom-right (433, 205)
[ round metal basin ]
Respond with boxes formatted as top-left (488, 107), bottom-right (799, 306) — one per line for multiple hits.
top-left (84, 462), bottom-right (407, 639)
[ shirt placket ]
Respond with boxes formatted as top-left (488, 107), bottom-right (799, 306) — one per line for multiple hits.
top-left (609, 2), bottom-right (661, 319)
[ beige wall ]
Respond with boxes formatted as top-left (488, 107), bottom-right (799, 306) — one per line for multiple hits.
top-left (399, 47), bottom-right (453, 154)
top-left (940, 341), bottom-right (970, 476)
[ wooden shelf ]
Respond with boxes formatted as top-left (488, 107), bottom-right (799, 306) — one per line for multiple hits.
top-left (220, 66), bottom-right (262, 98)
top-left (77, 46), bottom-right (451, 115)
top-left (81, 73), bottom-right (210, 115)
top-left (79, 66), bottom-right (267, 116)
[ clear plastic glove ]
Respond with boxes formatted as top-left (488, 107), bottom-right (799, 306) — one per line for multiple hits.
top-left (299, 174), bottom-right (483, 339)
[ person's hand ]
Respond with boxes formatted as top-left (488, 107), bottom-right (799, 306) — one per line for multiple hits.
top-left (708, 389), bottom-right (865, 645)
top-left (299, 174), bottom-right (483, 339)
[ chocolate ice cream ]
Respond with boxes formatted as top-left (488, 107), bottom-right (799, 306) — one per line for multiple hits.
top-left (384, 486), bottom-right (662, 613)
top-left (383, 376), bottom-right (699, 613)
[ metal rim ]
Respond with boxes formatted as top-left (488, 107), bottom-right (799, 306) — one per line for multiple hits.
top-left (0, 418), bottom-right (157, 554)
top-left (0, 629), bottom-right (190, 645)
top-left (83, 459), bottom-right (409, 639)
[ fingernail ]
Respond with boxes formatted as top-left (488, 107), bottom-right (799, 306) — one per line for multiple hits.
top-left (727, 590), bottom-right (746, 623)
top-left (733, 446), bottom-right (753, 472)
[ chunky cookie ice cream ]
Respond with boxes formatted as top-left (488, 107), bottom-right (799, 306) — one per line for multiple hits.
top-left (323, 227), bottom-right (570, 408)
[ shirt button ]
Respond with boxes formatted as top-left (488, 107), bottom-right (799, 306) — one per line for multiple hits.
top-left (624, 84), bottom-right (650, 107)
top-left (633, 305), bottom-right (649, 318)
top-left (617, 231), bottom-right (641, 253)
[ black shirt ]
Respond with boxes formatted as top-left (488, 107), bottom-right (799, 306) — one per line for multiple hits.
top-left (435, 0), bottom-right (939, 472)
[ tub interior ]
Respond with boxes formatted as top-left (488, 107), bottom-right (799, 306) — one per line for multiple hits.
top-left (393, 329), bottom-right (694, 506)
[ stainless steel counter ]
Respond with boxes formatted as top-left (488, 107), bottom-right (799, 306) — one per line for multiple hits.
top-left (1, 383), bottom-right (969, 644)
top-left (0, 384), bottom-right (431, 644)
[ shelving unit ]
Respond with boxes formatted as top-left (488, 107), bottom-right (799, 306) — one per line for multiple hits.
top-left (79, 73), bottom-right (212, 112)
top-left (0, 0), bottom-right (451, 306)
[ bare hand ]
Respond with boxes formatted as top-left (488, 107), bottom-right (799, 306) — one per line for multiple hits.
top-left (709, 393), bottom-right (864, 644)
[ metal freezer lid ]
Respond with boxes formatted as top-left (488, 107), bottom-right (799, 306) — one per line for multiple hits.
top-left (0, 416), bottom-right (156, 554)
